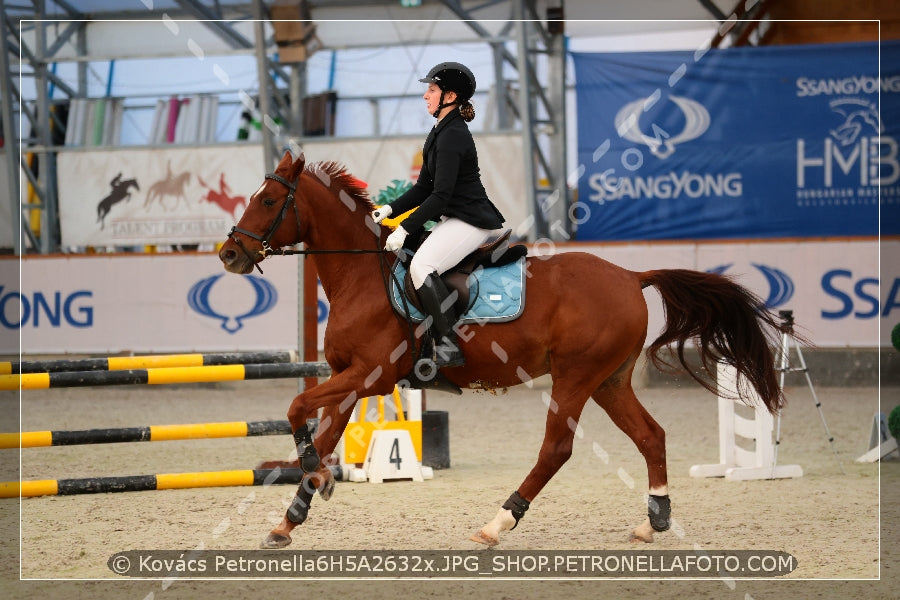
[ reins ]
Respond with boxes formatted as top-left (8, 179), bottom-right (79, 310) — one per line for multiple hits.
top-left (269, 248), bottom-right (391, 255)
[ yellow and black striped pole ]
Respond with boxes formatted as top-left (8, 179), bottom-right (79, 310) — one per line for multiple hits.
top-left (0, 350), bottom-right (297, 375)
top-left (0, 362), bottom-right (331, 391)
top-left (0, 420), bottom-right (292, 449)
top-left (0, 468), bottom-right (307, 498)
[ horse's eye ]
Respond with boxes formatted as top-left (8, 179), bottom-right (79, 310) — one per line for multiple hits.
top-left (262, 198), bottom-right (276, 207)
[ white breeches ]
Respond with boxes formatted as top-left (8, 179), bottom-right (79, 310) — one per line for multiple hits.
top-left (409, 217), bottom-right (502, 289)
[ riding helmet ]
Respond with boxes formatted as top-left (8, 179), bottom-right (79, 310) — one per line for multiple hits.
top-left (419, 62), bottom-right (476, 100)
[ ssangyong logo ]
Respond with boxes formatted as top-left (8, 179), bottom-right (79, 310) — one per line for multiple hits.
top-left (614, 95), bottom-right (711, 159)
top-left (588, 95), bottom-right (738, 203)
top-left (187, 274), bottom-right (278, 333)
top-left (707, 264), bottom-right (795, 309)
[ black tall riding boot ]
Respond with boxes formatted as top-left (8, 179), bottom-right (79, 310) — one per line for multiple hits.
top-left (417, 272), bottom-right (465, 368)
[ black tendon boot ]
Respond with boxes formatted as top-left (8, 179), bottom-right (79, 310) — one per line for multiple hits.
top-left (293, 424), bottom-right (320, 473)
top-left (417, 272), bottom-right (465, 368)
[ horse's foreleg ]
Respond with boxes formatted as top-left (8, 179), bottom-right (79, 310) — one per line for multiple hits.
top-left (263, 369), bottom-right (391, 549)
top-left (471, 382), bottom-right (591, 547)
top-left (593, 382), bottom-right (669, 543)
top-left (307, 402), bottom-right (357, 502)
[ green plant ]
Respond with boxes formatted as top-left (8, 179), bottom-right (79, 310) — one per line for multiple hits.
top-left (889, 405), bottom-right (900, 441)
top-left (376, 179), bottom-right (412, 205)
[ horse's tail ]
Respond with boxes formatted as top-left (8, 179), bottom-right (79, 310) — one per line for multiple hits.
top-left (638, 269), bottom-right (786, 414)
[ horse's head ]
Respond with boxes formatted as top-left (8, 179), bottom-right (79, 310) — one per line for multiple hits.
top-left (219, 151), bottom-right (306, 274)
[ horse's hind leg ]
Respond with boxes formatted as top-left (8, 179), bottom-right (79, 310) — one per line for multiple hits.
top-left (592, 373), bottom-right (670, 543)
top-left (470, 370), bottom-right (598, 547)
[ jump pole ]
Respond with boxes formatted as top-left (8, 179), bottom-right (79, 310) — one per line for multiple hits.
top-left (0, 350), bottom-right (299, 375)
top-left (0, 468), bottom-right (307, 498)
top-left (0, 361), bottom-right (332, 391)
top-left (0, 420), bottom-right (292, 449)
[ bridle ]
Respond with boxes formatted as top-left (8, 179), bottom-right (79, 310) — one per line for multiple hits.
top-left (224, 169), bottom-right (422, 371)
top-left (226, 172), bottom-right (301, 274)
top-left (226, 171), bottom-right (391, 275)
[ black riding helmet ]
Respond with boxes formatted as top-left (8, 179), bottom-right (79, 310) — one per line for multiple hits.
top-left (419, 62), bottom-right (476, 118)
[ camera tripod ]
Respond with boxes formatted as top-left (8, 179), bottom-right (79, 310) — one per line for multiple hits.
top-left (772, 310), bottom-right (845, 475)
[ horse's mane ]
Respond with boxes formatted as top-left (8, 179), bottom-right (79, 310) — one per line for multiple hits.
top-left (306, 161), bottom-right (375, 213)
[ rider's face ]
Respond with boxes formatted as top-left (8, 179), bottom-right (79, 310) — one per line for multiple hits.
top-left (424, 83), bottom-right (455, 116)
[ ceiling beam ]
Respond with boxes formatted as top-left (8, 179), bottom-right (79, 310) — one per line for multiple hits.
top-left (697, 0), bottom-right (728, 21)
top-left (730, 0), bottom-right (771, 46)
top-left (174, 0), bottom-right (253, 50)
top-left (709, 0), bottom-right (762, 47)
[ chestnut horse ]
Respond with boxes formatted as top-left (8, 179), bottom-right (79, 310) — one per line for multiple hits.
top-left (219, 151), bottom-right (787, 549)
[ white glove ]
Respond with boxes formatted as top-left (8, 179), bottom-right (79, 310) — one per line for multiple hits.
top-left (385, 226), bottom-right (408, 252)
top-left (372, 205), bottom-right (393, 224)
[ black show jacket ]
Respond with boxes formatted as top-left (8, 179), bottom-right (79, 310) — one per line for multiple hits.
top-left (387, 109), bottom-right (505, 233)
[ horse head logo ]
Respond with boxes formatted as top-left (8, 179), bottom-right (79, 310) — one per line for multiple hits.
top-left (707, 263), bottom-right (795, 309)
top-left (188, 273), bottom-right (278, 333)
top-left (614, 96), bottom-right (711, 159)
top-left (828, 98), bottom-right (881, 147)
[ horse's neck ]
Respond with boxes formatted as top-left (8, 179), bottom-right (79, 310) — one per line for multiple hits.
top-left (304, 192), bottom-right (387, 309)
top-left (312, 253), bottom-right (386, 311)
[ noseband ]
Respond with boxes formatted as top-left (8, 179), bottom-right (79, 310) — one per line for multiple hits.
top-left (226, 172), bottom-right (301, 274)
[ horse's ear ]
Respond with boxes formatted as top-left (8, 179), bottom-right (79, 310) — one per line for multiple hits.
top-left (289, 151), bottom-right (306, 180)
top-left (277, 151), bottom-right (293, 171)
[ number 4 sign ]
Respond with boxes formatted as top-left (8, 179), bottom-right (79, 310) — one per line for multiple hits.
top-left (363, 430), bottom-right (425, 483)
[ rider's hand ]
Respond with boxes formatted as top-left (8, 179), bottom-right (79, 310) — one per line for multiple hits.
top-left (372, 205), bottom-right (393, 224)
top-left (385, 226), bottom-right (408, 252)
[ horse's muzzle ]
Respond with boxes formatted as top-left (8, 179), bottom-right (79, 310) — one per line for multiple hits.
top-left (218, 242), bottom-right (255, 274)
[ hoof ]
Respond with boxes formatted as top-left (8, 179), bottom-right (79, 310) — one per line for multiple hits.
top-left (260, 532), bottom-right (293, 549)
top-left (318, 469), bottom-right (336, 501)
top-left (469, 529), bottom-right (500, 547)
top-left (629, 518), bottom-right (655, 543)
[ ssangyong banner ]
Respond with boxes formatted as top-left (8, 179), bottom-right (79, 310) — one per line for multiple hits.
top-left (57, 144), bottom-right (266, 247)
top-left (0, 239), bottom-right (894, 356)
top-left (571, 41), bottom-right (898, 241)
top-left (5, 254), bottom-right (302, 355)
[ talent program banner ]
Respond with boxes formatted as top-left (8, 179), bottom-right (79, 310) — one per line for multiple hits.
top-left (572, 41), bottom-right (899, 241)
top-left (56, 134), bottom-right (527, 249)
top-left (57, 144), bottom-right (266, 247)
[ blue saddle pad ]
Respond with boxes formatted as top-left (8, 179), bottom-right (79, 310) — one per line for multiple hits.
top-left (391, 257), bottom-right (527, 324)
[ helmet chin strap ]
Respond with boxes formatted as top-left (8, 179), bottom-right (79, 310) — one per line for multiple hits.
top-left (431, 90), bottom-right (459, 118)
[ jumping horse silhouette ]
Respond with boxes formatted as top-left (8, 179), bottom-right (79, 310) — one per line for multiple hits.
top-left (199, 173), bottom-right (247, 219)
top-left (218, 151), bottom-right (790, 549)
top-left (96, 173), bottom-right (139, 229)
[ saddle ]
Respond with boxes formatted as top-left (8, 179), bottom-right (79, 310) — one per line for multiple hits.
top-left (399, 228), bottom-right (528, 320)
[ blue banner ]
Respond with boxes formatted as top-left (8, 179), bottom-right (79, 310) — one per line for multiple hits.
top-left (572, 41), bottom-right (899, 241)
